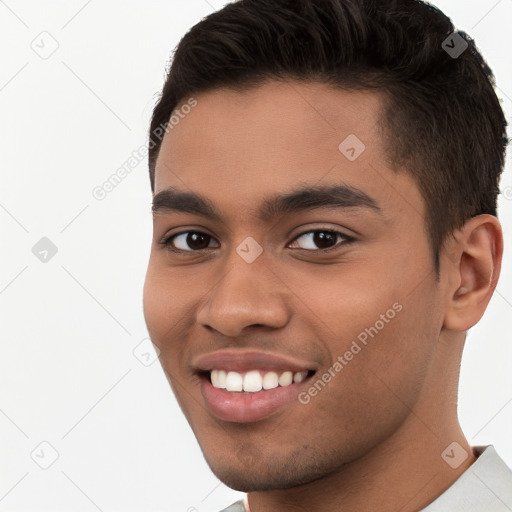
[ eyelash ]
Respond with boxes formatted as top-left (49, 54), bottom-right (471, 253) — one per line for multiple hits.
top-left (159, 228), bottom-right (355, 254)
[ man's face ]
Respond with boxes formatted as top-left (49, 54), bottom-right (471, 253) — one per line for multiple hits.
top-left (143, 81), bottom-right (447, 491)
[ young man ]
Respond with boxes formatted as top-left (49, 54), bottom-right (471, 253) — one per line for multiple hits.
top-left (142, 0), bottom-right (512, 510)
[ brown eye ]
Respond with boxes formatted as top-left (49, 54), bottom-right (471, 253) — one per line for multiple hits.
top-left (288, 229), bottom-right (353, 252)
top-left (162, 231), bottom-right (219, 252)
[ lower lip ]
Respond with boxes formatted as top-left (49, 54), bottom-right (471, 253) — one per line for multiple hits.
top-left (199, 375), bottom-right (311, 423)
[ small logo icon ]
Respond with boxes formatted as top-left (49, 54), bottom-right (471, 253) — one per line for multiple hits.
top-left (30, 31), bottom-right (60, 60)
top-left (235, 443), bottom-right (258, 467)
top-left (502, 186), bottom-right (512, 201)
top-left (30, 441), bottom-right (59, 469)
top-left (338, 134), bottom-right (366, 161)
top-left (32, 237), bottom-right (58, 263)
top-left (442, 33), bottom-right (468, 59)
top-left (236, 237), bottom-right (263, 263)
top-left (441, 441), bottom-right (469, 469)
top-left (133, 338), bottom-right (160, 366)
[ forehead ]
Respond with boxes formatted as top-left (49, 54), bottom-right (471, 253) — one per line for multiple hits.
top-left (154, 80), bottom-right (425, 226)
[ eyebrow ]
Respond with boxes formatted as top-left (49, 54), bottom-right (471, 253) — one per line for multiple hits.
top-left (151, 183), bottom-right (382, 221)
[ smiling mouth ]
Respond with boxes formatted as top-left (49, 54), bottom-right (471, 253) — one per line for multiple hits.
top-left (203, 369), bottom-right (316, 393)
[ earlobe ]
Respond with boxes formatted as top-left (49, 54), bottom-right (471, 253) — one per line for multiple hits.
top-left (443, 215), bottom-right (503, 332)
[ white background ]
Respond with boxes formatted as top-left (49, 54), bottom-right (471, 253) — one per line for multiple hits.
top-left (1, 1), bottom-right (511, 511)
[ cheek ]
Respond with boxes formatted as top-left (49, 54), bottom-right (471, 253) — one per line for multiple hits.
top-left (332, 301), bottom-right (438, 433)
top-left (142, 265), bottom-right (168, 342)
top-left (142, 262), bottom-right (190, 358)
top-left (280, 261), bottom-right (404, 348)
top-left (288, 263), bottom-right (438, 409)
top-left (142, 264), bottom-right (198, 412)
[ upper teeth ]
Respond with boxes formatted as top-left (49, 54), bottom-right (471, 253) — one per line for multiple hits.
top-left (211, 370), bottom-right (308, 392)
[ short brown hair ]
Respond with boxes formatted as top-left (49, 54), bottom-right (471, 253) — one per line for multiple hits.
top-left (148, 0), bottom-right (508, 273)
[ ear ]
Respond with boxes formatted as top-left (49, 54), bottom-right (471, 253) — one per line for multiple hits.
top-left (443, 214), bottom-right (503, 331)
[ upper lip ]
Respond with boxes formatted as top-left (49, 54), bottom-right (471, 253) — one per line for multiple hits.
top-left (192, 350), bottom-right (318, 373)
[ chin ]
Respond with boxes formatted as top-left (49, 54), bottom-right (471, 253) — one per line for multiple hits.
top-left (203, 452), bottom-right (336, 492)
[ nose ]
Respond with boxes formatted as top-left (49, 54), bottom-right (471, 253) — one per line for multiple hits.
top-left (196, 254), bottom-right (290, 338)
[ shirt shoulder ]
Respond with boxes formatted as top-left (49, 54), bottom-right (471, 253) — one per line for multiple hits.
top-left (217, 499), bottom-right (246, 512)
top-left (421, 445), bottom-right (512, 511)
